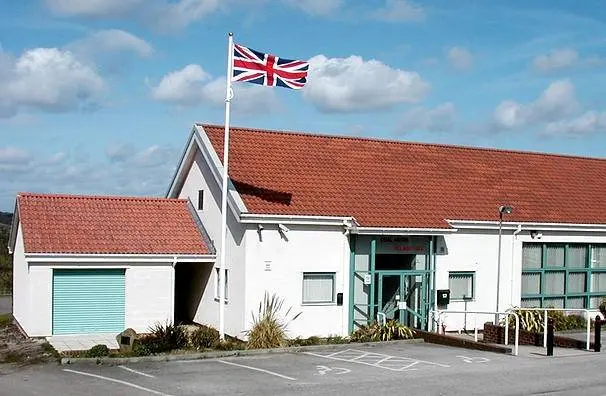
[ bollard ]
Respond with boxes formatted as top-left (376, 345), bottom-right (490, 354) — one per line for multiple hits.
top-left (546, 318), bottom-right (554, 356)
top-left (595, 315), bottom-right (602, 353)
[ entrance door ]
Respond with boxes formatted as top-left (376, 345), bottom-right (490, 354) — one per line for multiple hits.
top-left (376, 272), bottom-right (427, 328)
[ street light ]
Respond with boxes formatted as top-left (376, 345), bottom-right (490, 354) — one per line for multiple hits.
top-left (495, 205), bottom-right (513, 323)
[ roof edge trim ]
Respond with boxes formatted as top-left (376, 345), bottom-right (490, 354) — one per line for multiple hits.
top-left (447, 219), bottom-right (606, 232)
top-left (240, 213), bottom-right (357, 226)
top-left (352, 227), bottom-right (458, 236)
top-left (25, 253), bottom-right (216, 263)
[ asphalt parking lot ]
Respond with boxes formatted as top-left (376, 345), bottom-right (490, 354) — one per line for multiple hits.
top-left (3, 342), bottom-right (606, 396)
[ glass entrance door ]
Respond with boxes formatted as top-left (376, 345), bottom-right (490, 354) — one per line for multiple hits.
top-left (376, 271), bottom-right (427, 329)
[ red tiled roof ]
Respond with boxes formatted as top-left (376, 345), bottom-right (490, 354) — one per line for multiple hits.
top-left (201, 124), bottom-right (606, 228)
top-left (17, 193), bottom-right (213, 255)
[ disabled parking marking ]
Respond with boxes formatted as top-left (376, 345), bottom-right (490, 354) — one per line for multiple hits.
top-left (456, 355), bottom-right (490, 364)
top-left (315, 365), bottom-right (351, 376)
top-left (305, 349), bottom-right (450, 372)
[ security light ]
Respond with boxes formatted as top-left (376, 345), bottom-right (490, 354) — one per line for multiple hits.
top-left (499, 205), bottom-right (513, 214)
top-left (278, 223), bottom-right (289, 233)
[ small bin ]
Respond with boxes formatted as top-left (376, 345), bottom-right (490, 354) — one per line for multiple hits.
top-left (437, 289), bottom-right (450, 307)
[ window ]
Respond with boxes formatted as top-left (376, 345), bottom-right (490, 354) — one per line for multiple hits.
top-left (521, 243), bottom-right (606, 309)
top-left (302, 273), bottom-right (335, 304)
top-left (197, 190), bottom-right (204, 210)
top-left (448, 272), bottom-right (475, 300)
top-left (214, 267), bottom-right (228, 302)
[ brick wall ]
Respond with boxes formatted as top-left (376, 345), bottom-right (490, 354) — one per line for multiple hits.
top-left (483, 323), bottom-right (595, 350)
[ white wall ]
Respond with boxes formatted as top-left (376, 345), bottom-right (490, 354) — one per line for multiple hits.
top-left (245, 224), bottom-right (350, 338)
top-left (125, 265), bottom-right (174, 333)
top-left (438, 228), bottom-right (606, 331)
top-left (12, 225), bottom-right (29, 333)
top-left (22, 261), bottom-right (174, 337)
top-left (176, 149), bottom-right (246, 337)
top-left (437, 230), bottom-right (508, 331)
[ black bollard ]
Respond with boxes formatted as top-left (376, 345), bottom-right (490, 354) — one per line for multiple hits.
top-left (546, 318), bottom-right (554, 356)
top-left (595, 315), bottom-right (602, 352)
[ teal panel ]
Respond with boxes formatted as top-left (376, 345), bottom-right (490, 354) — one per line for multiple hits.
top-left (53, 269), bottom-right (125, 335)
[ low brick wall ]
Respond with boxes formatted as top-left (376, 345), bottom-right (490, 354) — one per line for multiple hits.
top-left (483, 323), bottom-right (595, 350)
top-left (416, 330), bottom-right (512, 354)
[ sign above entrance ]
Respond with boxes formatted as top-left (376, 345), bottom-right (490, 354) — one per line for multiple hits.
top-left (376, 236), bottom-right (428, 255)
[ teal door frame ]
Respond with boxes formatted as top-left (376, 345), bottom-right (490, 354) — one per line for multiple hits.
top-left (349, 236), bottom-right (436, 333)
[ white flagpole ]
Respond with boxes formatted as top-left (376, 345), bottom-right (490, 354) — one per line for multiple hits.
top-left (219, 32), bottom-right (234, 341)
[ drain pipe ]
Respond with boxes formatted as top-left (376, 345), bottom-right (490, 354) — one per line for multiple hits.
top-left (510, 225), bottom-right (522, 307)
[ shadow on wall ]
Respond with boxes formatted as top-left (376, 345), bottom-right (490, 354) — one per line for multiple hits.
top-left (175, 263), bottom-right (213, 324)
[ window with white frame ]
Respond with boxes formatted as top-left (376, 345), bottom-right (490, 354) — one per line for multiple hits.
top-left (449, 272), bottom-right (475, 300)
top-left (302, 273), bottom-right (335, 304)
top-left (214, 267), bottom-right (228, 301)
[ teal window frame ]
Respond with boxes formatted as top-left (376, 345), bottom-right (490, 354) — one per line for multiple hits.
top-left (448, 271), bottom-right (475, 301)
top-left (521, 243), bottom-right (606, 308)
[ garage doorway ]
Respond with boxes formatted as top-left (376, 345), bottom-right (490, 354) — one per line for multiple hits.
top-left (174, 262), bottom-right (213, 324)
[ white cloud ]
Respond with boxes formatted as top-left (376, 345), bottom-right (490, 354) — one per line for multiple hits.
top-left (282, 0), bottom-right (342, 16)
top-left (68, 29), bottom-right (153, 58)
top-left (447, 47), bottom-right (473, 71)
top-left (493, 80), bottom-right (578, 129)
top-left (532, 48), bottom-right (578, 72)
top-left (372, 0), bottom-right (425, 22)
top-left (150, 64), bottom-right (278, 115)
top-left (106, 143), bottom-right (135, 163)
top-left (46, 0), bottom-right (220, 30)
top-left (151, 64), bottom-right (210, 106)
top-left (544, 111), bottom-right (606, 137)
top-left (398, 103), bottom-right (456, 133)
top-left (45, 0), bottom-right (143, 17)
top-left (0, 143), bottom-right (180, 209)
top-left (0, 147), bottom-right (31, 164)
top-left (303, 54), bottom-right (429, 113)
top-left (0, 48), bottom-right (105, 118)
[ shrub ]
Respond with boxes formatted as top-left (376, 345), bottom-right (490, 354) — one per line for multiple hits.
top-left (503, 309), bottom-right (591, 332)
top-left (132, 335), bottom-right (160, 356)
top-left (149, 321), bottom-right (187, 352)
top-left (350, 320), bottom-right (415, 342)
top-left (190, 325), bottom-right (220, 350)
top-left (288, 336), bottom-right (322, 347)
top-left (245, 292), bottom-right (301, 349)
top-left (0, 313), bottom-right (11, 328)
top-left (85, 344), bottom-right (110, 358)
top-left (326, 335), bottom-right (349, 344)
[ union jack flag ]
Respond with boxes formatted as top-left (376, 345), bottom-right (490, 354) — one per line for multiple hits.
top-left (232, 44), bottom-right (309, 90)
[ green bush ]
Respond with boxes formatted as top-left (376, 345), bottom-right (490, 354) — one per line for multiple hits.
top-left (0, 313), bottom-right (11, 328)
top-left (326, 335), bottom-right (349, 344)
top-left (86, 344), bottom-right (110, 358)
top-left (132, 335), bottom-right (159, 356)
top-left (351, 320), bottom-right (415, 342)
top-left (190, 325), bottom-right (220, 350)
top-left (149, 321), bottom-right (187, 352)
top-left (245, 292), bottom-right (301, 349)
top-left (504, 308), bottom-right (591, 332)
top-left (288, 336), bottom-right (322, 347)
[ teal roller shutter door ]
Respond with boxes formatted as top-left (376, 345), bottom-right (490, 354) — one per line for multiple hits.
top-left (53, 269), bottom-right (125, 335)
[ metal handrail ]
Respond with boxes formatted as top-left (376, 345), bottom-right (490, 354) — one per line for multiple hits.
top-left (431, 310), bottom-right (520, 356)
top-left (505, 307), bottom-right (600, 351)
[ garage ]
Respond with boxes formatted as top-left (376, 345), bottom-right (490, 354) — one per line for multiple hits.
top-left (52, 269), bottom-right (125, 335)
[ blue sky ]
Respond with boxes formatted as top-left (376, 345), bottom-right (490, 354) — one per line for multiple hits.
top-left (1, 0), bottom-right (606, 211)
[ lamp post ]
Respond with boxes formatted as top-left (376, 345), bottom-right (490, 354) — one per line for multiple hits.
top-left (496, 205), bottom-right (513, 323)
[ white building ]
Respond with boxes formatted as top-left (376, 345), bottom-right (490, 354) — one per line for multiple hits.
top-left (9, 123), bottom-right (606, 338)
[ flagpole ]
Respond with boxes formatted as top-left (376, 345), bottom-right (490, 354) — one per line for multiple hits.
top-left (219, 32), bottom-right (234, 341)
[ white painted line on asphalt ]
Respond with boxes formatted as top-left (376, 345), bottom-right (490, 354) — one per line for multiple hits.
top-left (63, 369), bottom-right (173, 396)
top-left (349, 349), bottom-right (450, 368)
top-left (119, 365), bottom-right (156, 378)
top-left (305, 349), bottom-right (450, 372)
top-left (216, 359), bottom-right (298, 381)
